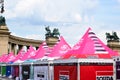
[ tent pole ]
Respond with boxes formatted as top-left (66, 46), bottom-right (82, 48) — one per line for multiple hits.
top-left (30, 62), bottom-right (33, 80)
top-left (48, 61), bottom-right (53, 80)
top-left (113, 59), bottom-right (116, 80)
top-left (77, 59), bottom-right (80, 80)
top-left (19, 63), bottom-right (22, 80)
top-left (0, 65), bottom-right (1, 76)
top-left (48, 61), bottom-right (50, 80)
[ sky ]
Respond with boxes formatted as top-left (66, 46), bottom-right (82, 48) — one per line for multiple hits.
top-left (2, 0), bottom-right (120, 46)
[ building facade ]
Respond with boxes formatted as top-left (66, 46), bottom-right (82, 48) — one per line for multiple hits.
top-left (0, 25), bottom-right (59, 55)
top-left (107, 40), bottom-right (120, 54)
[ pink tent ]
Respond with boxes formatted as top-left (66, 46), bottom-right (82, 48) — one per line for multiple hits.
top-left (62, 52), bottom-right (87, 59)
top-left (12, 49), bottom-right (25, 62)
top-left (5, 52), bottom-right (15, 63)
top-left (41, 41), bottom-right (49, 56)
top-left (62, 28), bottom-right (118, 59)
top-left (21, 45), bottom-right (35, 61)
top-left (0, 54), bottom-right (8, 63)
top-left (31, 42), bottom-right (46, 59)
top-left (48, 36), bottom-right (71, 58)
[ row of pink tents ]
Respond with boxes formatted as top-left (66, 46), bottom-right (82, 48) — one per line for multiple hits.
top-left (0, 36), bottom-right (71, 63)
top-left (0, 28), bottom-right (119, 63)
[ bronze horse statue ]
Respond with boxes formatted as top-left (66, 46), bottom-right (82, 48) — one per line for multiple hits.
top-left (45, 26), bottom-right (52, 38)
top-left (106, 32), bottom-right (119, 41)
top-left (52, 28), bottom-right (60, 37)
top-left (45, 26), bottom-right (60, 39)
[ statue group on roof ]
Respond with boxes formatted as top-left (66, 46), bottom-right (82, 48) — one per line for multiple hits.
top-left (106, 31), bottom-right (119, 41)
top-left (45, 26), bottom-right (60, 39)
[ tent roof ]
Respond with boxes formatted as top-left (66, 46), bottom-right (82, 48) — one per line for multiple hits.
top-left (48, 36), bottom-right (71, 58)
top-left (21, 45), bottom-right (35, 61)
top-left (62, 28), bottom-right (118, 59)
top-left (31, 42), bottom-right (47, 59)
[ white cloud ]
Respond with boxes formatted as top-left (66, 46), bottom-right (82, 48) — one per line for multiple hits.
top-left (14, 0), bottom-right (35, 16)
top-left (5, 0), bottom-right (110, 47)
top-left (84, 15), bottom-right (89, 23)
top-left (118, 0), bottom-right (120, 3)
top-left (83, 0), bottom-right (99, 9)
top-left (74, 13), bottom-right (82, 22)
top-left (59, 24), bottom-right (90, 46)
top-left (5, 0), bottom-right (98, 23)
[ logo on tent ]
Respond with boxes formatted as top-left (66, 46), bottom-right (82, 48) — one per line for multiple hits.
top-left (8, 56), bottom-right (15, 61)
top-left (59, 45), bottom-right (70, 54)
top-left (28, 51), bottom-right (36, 58)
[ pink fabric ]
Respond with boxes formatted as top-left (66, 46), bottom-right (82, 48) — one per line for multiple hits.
top-left (72, 28), bottom-right (95, 54)
top-left (72, 28), bottom-right (91, 50)
top-left (96, 38), bottom-right (118, 56)
top-left (12, 49), bottom-right (25, 62)
top-left (48, 36), bottom-right (71, 58)
top-left (62, 28), bottom-right (92, 58)
top-left (79, 28), bottom-right (118, 56)
top-left (32, 43), bottom-right (46, 59)
top-left (0, 54), bottom-right (8, 62)
top-left (21, 45), bottom-right (35, 61)
top-left (5, 52), bottom-right (15, 62)
top-left (62, 28), bottom-right (118, 59)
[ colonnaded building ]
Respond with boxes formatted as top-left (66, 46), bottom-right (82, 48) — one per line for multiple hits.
top-left (107, 40), bottom-right (120, 53)
top-left (0, 25), bottom-right (59, 55)
top-left (106, 32), bottom-right (120, 54)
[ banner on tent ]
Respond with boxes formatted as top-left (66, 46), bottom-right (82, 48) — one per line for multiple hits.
top-left (80, 65), bottom-right (113, 80)
top-left (6, 66), bottom-right (11, 77)
top-left (0, 66), bottom-right (1, 76)
top-left (96, 71), bottom-right (113, 80)
top-left (2, 66), bottom-right (6, 77)
top-left (96, 76), bottom-right (113, 80)
top-left (59, 71), bottom-right (69, 80)
top-left (34, 66), bottom-right (48, 80)
top-left (22, 66), bottom-right (30, 79)
top-left (54, 65), bottom-right (77, 80)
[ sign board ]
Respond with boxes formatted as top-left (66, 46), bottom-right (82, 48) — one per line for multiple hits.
top-left (22, 65), bottom-right (30, 80)
top-left (59, 71), bottom-right (69, 80)
top-left (96, 71), bottom-right (113, 80)
top-left (80, 65), bottom-right (113, 80)
top-left (54, 65), bottom-right (77, 80)
top-left (34, 66), bottom-right (48, 80)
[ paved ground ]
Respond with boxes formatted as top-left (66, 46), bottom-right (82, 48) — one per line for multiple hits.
top-left (0, 77), bottom-right (14, 80)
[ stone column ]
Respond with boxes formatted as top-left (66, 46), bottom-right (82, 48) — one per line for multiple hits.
top-left (11, 43), bottom-right (14, 53)
top-left (11, 43), bottom-right (17, 55)
top-left (14, 44), bottom-right (18, 55)
top-left (107, 40), bottom-right (120, 54)
top-left (8, 42), bottom-right (12, 53)
top-left (18, 45), bottom-right (23, 53)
